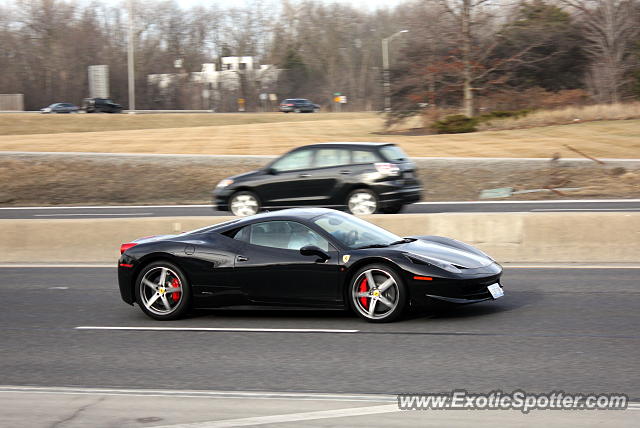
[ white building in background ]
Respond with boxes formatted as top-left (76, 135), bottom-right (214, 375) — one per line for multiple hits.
top-left (147, 56), bottom-right (281, 111)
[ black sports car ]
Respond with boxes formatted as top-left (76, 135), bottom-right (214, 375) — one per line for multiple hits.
top-left (118, 208), bottom-right (504, 322)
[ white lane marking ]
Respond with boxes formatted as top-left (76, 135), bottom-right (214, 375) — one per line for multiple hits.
top-left (152, 405), bottom-right (400, 428)
top-left (34, 213), bottom-right (153, 217)
top-left (2, 199), bottom-right (639, 210)
top-left (505, 265), bottom-right (640, 269)
top-left (413, 199), bottom-right (640, 205)
top-left (0, 386), bottom-right (395, 402)
top-left (0, 264), bottom-right (113, 268)
top-left (0, 204), bottom-right (212, 210)
top-left (75, 326), bottom-right (360, 333)
top-left (48, 286), bottom-right (69, 290)
top-left (532, 208), bottom-right (640, 212)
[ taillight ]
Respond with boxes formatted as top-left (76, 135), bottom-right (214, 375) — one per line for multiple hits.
top-left (120, 242), bottom-right (138, 254)
top-left (374, 162), bottom-right (400, 177)
top-left (286, 103), bottom-right (294, 106)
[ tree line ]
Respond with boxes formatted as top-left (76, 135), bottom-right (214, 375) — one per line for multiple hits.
top-left (0, 0), bottom-right (638, 113)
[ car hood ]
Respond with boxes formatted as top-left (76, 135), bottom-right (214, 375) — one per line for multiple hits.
top-left (399, 239), bottom-right (492, 269)
top-left (228, 169), bottom-right (262, 182)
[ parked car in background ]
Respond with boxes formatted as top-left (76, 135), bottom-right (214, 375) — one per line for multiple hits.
top-left (213, 142), bottom-right (423, 216)
top-left (40, 103), bottom-right (79, 114)
top-left (82, 98), bottom-right (123, 113)
top-left (279, 98), bottom-right (317, 113)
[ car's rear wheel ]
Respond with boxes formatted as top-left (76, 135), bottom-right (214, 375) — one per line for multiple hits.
top-left (229, 191), bottom-right (260, 216)
top-left (347, 189), bottom-right (378, 215)
top-left (135, 261), bottom-right (191, 320)
top-left (349, 264), bottom-right (407, 322)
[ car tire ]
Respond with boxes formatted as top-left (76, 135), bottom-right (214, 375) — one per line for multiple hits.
top-left (229, 191), bottom-right (261, 217)
top-left (346, 189), bottom-right (378, 215)
top-left (135, 261), bottom-right (191, 321)
top-left (349, 264), bottom-right (407, 323)
top-left (381, 204), bottom-right (403, 214)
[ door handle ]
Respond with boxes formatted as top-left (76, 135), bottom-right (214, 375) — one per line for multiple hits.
top-left (339, 170), bottom-right (351, 175)
top-left (299, 173), bottom-right (311, 178)
top-left (236, 255), bottom-right (248, 262)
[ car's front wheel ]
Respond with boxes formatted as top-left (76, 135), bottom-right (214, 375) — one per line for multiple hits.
top-left (349, 264), bottom-right (407, 322)
top-left (229, 191), bottom-right (260, 216)
top-left (135, 261), bottom-right (191, 320)
top-left (347, 189), bottom-right (378, 215)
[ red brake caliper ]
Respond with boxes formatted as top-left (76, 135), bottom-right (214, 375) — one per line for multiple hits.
top-left (359, 278), bottom-right (369, 309)
top-left (170, 277), bottom-right (181, 302)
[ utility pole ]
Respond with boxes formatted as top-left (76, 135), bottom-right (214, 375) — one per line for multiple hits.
top-left (381, 30), bottom-right (408, 112)
top-left (127, 0), bottom-right (136, 112)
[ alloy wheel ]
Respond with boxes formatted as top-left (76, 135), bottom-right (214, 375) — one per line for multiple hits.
top-left (230, 193), bottom-right (259, 216)
top-left (352, 268), bottom-right (400, 320)
top-left (348, 191), bottom-right (377, 215)
top-left (139, 266), bottom-right (184, 316)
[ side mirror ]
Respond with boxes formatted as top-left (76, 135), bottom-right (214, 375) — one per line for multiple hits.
top-left (265, 167), bottom-right (277, 175)
top-left (300, 245), bottom-right (330, 262)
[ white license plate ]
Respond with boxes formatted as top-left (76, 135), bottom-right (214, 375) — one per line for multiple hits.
top-left (487, 283), bottom-right (504, 299)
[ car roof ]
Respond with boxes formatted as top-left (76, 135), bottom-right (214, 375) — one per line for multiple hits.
top-left (206, 208), bottom-right (339, 233)
top-left (295, 142), bottom-right (394, 149)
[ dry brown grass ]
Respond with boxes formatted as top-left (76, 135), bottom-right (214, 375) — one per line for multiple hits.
top-left (478, 102), bottom-right (640, 131)
top-left (0, 112), bottom-right (374, 136)
top-left (0, 112), bottom-right (638, 158)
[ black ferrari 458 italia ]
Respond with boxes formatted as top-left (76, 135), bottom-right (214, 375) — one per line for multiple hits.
top-left (118, 208), bottom-right (504, 322)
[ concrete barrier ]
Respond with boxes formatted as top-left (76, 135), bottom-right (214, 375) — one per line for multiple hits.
top-left (0, 213), bottom-right (638, 263)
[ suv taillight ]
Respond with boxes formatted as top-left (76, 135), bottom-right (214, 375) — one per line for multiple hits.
top-left (374, 162), bottom-right (400, 177)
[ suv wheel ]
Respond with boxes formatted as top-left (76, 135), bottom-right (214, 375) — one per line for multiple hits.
top-left (347, 189), bottom-right (378, 215)
top-left (229, 191), bottom-right (260, 216)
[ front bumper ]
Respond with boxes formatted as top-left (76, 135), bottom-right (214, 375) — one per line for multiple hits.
top-left (407, 262), bottom-right (503, 306)
top-left (213, 187), bottom-right (234, 211)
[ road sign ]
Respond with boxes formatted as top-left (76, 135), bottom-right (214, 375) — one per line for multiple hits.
top-left (88, 65), bottom-right (109, 98)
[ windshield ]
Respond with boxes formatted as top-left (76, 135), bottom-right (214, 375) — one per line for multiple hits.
top-left (313, 212), bottom-right (402, 249)
top-left (380, 145), bottom-right (408, 162)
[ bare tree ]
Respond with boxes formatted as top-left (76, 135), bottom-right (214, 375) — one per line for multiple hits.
top-left (562, 0), bottom-right (640, 103)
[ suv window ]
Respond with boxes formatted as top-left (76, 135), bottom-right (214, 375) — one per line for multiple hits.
top-left (352, 150), bottom-right (380, 163)
top-left (234, 221), bottom-right (329, 251)
top-left (380, 145), bottom-right (408, 162)
top-left (315, 148), bottom-right (350, 168)
top-left (271, 149), bottom-right (314, 172)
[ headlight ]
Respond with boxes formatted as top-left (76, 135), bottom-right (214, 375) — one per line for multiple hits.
top-left (405, 253), bottom-right (462, 273)
top-left (216, 179), bottom-right (234, 188)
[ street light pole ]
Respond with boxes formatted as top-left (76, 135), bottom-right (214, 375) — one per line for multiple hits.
top-left (381, 29), bottom-right (408, 112)
top-left (127, 0), bottom-right (136, 113)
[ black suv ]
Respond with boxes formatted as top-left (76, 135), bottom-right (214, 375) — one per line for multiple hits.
top-left (82, 98), bottom-right (123, 113)
top-left (279, 99), bottom-right (318, 113)
top-left (213, 142), bottom-right (422, 216)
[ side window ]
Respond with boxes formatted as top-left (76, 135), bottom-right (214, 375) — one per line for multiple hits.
top-left (271, 149), bottom-right (314, 172)
top-left (352, 150), bottom-right (380, 164)
top-left (234, 221), bottom-right (330, 252)
top-left (315, 148), bottom-right (351, 168)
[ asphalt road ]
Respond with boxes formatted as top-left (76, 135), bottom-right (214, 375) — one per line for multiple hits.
top-left (1, 266), bottom-right (638, 426)
top-left (1, 266), bottom-right (638, 396)
top-left (2, 199), bottom-right (640, 219)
